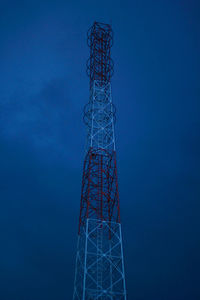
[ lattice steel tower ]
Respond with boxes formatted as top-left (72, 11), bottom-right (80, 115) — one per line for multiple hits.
top-left (73, 22), bottom-right (127, 300)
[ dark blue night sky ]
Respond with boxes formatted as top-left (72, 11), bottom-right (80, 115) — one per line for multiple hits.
top-left (1, 1), bottom-right (200, 299)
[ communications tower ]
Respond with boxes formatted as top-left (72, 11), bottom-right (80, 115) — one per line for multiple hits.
top-left (73, 21), bottom-right (127, 300)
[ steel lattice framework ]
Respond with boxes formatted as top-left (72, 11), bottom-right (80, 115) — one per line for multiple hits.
top-left (73, 22), bottom-right (127, 300)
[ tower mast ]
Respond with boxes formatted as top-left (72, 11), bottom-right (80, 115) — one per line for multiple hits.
top-left (73, 21), bottom-right (127, 300)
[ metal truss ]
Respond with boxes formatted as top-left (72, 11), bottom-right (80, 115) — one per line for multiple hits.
top-left (87, 22), bottom-right (114, 87)
top-left (73, 219), bottom-right (127, 300)
top-left (78, 148), bottom-right (120, 232)
top-left (73, 22), bottom-right (127, 300)
top-left (84, 80), bottom-right (116, 153)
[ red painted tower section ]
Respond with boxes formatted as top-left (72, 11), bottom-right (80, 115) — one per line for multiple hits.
top-left (79, 148), bottom-right (120, 232)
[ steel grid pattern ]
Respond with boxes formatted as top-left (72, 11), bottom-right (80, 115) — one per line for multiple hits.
top-left (73, 22), bottom-right (126, 300)
top-left (73, 219), bottom-right (126, 300)
top-left (84, 80), bottom-right (116, 152)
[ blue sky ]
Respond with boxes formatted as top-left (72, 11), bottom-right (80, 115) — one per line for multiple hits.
top-left (0, 0), bottom-right (200, 299)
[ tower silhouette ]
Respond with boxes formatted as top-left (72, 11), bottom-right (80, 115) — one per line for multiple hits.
top-left (73, 22), bottom-right (127, 300)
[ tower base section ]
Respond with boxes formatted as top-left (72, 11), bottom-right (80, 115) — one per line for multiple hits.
top-left (73, 219), bottom-right (127, 300)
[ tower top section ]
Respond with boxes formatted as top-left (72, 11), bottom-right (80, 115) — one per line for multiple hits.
top-left (87, 21), bottom-right (114, 88)
top-left (84, 22), bottom-right (116, 152)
